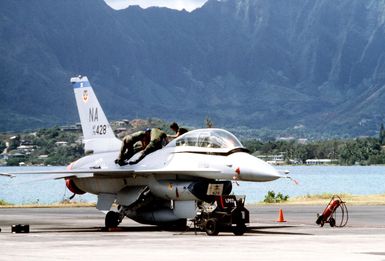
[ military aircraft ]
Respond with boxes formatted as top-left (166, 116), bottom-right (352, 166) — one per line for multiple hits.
top-left (1, 76), bottom-right (285, 228)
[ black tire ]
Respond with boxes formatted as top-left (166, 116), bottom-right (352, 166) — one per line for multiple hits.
top-left (105, 211), bottom-right (121, 228)
top-left (316, 215), bottom-right (323, 225)
top-left (11, 224), bottom-right (29, 233)
top-left (205, 219), bottom-right (219, 236)
top-left (329, 217), bottom-right (336, 227)
top-left (233, 224), bottom-right (246, 236)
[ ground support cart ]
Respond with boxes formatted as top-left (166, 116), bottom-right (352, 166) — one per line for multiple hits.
top-left (195, 195), bottom-right (250, 236)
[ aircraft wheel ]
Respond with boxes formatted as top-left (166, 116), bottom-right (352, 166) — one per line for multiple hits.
top-left (105, 211), bottom-right (121, 228)
top-left (205, 218), bottom-right (219, 236)
top-left (233, 224), bottom-right (246, 236)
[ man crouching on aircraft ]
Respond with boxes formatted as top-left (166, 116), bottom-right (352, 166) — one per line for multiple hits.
top-left (115, 129), bottom-right (151, 166)
top-left (128, 128), bottom-right (168, 165)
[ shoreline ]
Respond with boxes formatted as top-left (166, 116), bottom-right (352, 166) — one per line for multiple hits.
top-left (256, 193), bottom-right (385, 206)
top-left (0, 202), bottom-right (96, 208)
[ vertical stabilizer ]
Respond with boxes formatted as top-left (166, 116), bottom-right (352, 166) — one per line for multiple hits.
top-left (71, 76), bottom-right (121, 153)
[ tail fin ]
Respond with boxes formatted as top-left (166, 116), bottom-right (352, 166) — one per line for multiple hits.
top-left (71, 76), bottom-right (121, 154)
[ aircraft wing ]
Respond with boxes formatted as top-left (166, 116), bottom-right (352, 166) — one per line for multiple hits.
top-left (0, 173), bottom-right (15, 178)
top-left (0, 168), bottom-right (221, 180)
top-left (0, 169), bottom-right (134, 179)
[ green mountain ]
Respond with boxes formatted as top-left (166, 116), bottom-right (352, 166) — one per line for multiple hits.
top-left (1, 0), bottom-right (385, 136)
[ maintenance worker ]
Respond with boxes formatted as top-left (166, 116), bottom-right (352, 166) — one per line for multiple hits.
top-left (169, 122), bottom-right (188, 139)
top-left (129, 128), bottom-right (168, 165)
top-left (115, 129), bottom-right (151, 166)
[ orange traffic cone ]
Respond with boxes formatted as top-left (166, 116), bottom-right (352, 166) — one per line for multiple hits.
top-left (277, 208), bottom-right (286, 222)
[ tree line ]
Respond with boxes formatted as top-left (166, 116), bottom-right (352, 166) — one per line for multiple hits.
top-left (2, 122), bottom-right (385, 166)
top-left (243, 134), bottom-right (385, 166)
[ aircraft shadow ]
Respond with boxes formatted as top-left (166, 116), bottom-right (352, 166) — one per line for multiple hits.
top-left (32, 226), bottom-right (185, 233)
top-left (30, 225), bottom-right (313, 236)
top-left (246, 225), bottom-right (313, 236)
top-left (175, 225), bottom-right (313, 236)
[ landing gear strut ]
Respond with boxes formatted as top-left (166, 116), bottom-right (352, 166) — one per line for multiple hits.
top-left (104, 187), bottom-right (153, 229)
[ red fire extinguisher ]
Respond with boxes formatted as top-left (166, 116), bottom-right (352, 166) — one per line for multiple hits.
top-left (316, 195), bottom-right (348, 227)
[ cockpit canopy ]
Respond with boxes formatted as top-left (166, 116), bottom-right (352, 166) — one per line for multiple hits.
top-left (166, 128), bottom-right (244, 151)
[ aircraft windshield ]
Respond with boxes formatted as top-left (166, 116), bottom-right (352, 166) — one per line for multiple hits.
top-left (167, 129), bottom-right (244, 150)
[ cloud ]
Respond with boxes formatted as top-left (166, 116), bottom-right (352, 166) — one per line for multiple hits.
top-left (104, 0), bottom-right (208, 12)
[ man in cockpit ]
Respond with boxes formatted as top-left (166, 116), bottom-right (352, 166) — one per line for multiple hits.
top-left (168, 122), bottom-right (188, 139)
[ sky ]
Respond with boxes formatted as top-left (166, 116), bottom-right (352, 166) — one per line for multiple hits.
top-left (104, 0), bottom-right (208, 12)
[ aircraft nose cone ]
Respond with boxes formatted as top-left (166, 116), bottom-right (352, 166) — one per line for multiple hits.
top-left (230, 153), bottom-right (282, 182)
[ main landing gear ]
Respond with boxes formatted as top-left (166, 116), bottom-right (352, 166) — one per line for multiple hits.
top-left (104, 187), bottom-right (152, 229)
top-left (105, 211), bottom-right (123, 228)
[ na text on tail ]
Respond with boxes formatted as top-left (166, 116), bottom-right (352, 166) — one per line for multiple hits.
top-left (71, 76), bottom-right (121, 154)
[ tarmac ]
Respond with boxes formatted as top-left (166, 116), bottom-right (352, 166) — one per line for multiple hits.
top-left (0, 205), bottom-right (385, 261)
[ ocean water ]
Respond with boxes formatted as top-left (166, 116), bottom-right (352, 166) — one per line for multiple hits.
top-left (234, 165), bottom-right (385, 203)
top-left (0, 166), bottom-right (96, 204)
top-left (0, 165), bottom-right (384, 204)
